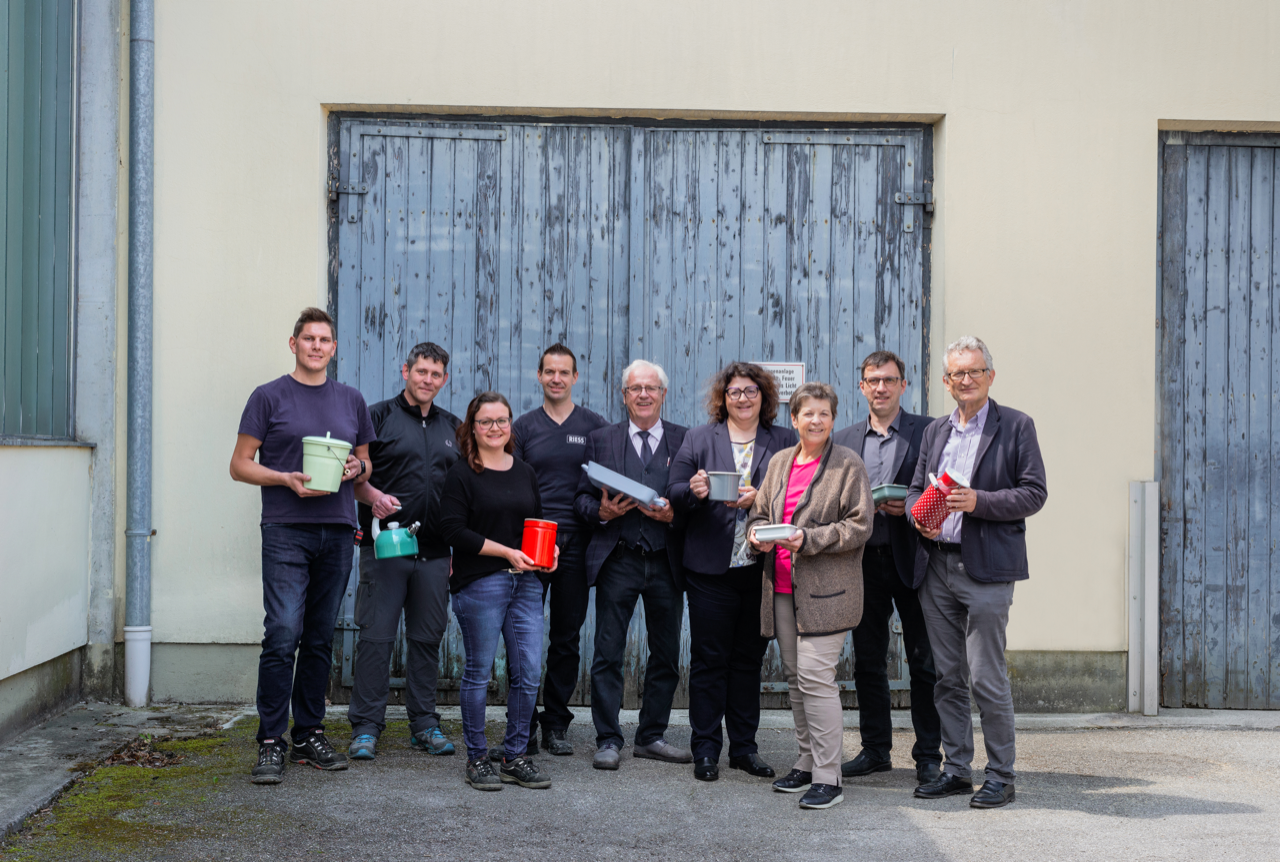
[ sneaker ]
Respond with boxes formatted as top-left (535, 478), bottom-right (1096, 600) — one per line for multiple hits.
top-left (409, 727), bottom-right (455, 756)
top-left (251, 739), bottom-right (287, 784)
top-left (799, 783), bottom-right (844, 809)
top-left (290, 730), bottom-right (349, 771)
top-left (488, 734), bottom-right (539, 762)
top-left (465, 756), bottom-right (503, 791)
top-left (772, 768), bottom-right (812, 793)
top-left (500, 755), bottom-right (552, 789)
top-left (542, 729), bottom-right (573, 756)
top-left (348, 734), bottom-right (377, 760)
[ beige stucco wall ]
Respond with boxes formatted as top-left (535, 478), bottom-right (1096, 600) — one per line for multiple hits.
top-left (148, 0), bottom-right (1280, 657)
top-left (0, 446), bottom-right (91, 679)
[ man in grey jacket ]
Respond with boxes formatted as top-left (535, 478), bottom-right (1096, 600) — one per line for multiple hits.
top-left (905, 336), bottom-right (1047, 810)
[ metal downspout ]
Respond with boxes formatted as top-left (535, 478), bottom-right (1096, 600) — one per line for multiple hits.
top-left (123, 0), bottom-right (154, 708)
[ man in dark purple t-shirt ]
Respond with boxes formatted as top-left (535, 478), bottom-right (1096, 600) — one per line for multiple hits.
top-left (231, 307), bottom-right (376, 785)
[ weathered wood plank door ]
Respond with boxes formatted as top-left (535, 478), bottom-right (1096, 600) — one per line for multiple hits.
top-left (328, 118), bottom-right (930, 708)
top-left (1160, 132), bottom-right (1280, 709)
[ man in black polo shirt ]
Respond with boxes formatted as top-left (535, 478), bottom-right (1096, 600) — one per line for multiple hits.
top-left (509, 344), bottom-right (607, 757)
top-left (347, 342), bottom-right (461, 760)
top-left (832, 350), bottom-right (942, 786)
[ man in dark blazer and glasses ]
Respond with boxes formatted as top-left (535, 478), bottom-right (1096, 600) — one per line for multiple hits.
top-left (574, 359), bottom-right (691, 771)
top-left (906, 336), bottom-right (1047, 810)
top-left (832, 350), bottom-right (942, 787)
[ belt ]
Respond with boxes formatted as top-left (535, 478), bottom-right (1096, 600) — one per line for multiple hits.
top-left (929, 540), bottom-right (962, 553)
top-left (616, 539), bottom-right (663, 556)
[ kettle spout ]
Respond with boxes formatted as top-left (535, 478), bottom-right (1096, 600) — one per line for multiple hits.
top-left (407, 522), bottom-right (420, 536)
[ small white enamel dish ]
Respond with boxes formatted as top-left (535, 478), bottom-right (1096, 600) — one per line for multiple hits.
top-left (753, 523), bottom-right (799, 542)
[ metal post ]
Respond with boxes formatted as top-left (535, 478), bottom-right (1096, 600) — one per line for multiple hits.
top-left (123, 0), bottom-right (154, 708)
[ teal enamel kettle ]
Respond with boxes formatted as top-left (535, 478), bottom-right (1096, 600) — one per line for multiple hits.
top-left (371, 518), bottom-right (420, 560)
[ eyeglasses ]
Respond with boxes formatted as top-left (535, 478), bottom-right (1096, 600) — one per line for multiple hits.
top-left (860, 376), bottom-right (902, 389)
top-left (943, 368), bottom-right (989, 383)
top-left (474, 417), bottom-right (511, 430)
top-left (725, 386), bottom-right (761, 401)
top-left (624, 385), bottom-right (665, 396)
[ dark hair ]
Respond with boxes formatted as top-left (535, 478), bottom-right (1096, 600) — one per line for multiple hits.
top-left (293, 307), bottom-right (335, 340)
top-left (406, 341), bottom-right (450, 371)
top-left (789, 381), bottom-right (839, 418)
top-left (456, 391), bottom-right (514, 473)
top-left (859, 350), bottom-right (906, 379)
top-left (704, 362), bottom-right (780, 426)
top-left (538, 343), bottom-right (577, 374)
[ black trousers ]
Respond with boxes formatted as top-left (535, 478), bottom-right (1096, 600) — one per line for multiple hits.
top-left (686, 564), bottom-right (767, 761)
top-left (590, 543), bottom-right (683, 749)
top-left (852, 544), bottom-right (942, 764)
top-left (529, 530), bottom-right (590, 735)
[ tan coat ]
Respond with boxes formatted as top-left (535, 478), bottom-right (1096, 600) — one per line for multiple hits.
top-left (746, 440), bottom-right (874, 638)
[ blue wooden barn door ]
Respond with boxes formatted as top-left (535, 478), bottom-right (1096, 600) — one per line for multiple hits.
top-left (329, 118), bottom-right (930, 707)
top-left (1160, 132), bottom-right (1280, 709)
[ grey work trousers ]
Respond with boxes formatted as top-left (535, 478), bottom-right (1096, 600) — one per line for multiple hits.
top-left (347, 552), bottom-right (450, 739)
top-left (918, 546), bottom-right (1017, 784)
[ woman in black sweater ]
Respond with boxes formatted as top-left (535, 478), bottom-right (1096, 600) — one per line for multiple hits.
top-left (438, 391), bottom-right (558, 793)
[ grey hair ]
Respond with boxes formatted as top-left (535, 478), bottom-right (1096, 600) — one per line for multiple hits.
top-left (621, 359), bottom-right (669, 390)
top-left (789, 381), bottom-right (839, 418)
top-left (945, 336), bottom-right (994, 372)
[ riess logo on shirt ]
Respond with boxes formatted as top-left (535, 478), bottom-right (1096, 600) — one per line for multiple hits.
top-left (566, 435), bottom-right (586, 445)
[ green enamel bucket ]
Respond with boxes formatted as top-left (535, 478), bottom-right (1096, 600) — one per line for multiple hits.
top-left (301, 432), bottom-right (352, 492)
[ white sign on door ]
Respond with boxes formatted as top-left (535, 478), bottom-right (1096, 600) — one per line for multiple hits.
top-left (756, 362), bottom-right (805, 402)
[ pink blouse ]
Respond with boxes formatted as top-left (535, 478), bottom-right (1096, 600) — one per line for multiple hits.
top-left (773, 458), bottom-right (820, 594)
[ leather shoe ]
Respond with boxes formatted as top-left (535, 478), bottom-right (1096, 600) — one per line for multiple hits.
top-left (916, 761), bottom-right (943, 785)
top-left (914, 772), bottom-right (973, 799)
top-left (693, 757), bottom-right (719, 781)
top-left (632, 738), bottom-right (693, 763)
top-left (840, 749), bottom-right (892, 778)
top-left (969, 779), bottom-right (1015, 809)
top-left (771, 768), bottom-right (812, 793)
top-left (592, 743), bottom-right (621, 770)
top-left (728, 753), bottom-right (775, 778)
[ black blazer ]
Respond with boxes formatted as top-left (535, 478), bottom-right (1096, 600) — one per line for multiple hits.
top-left (832, 409), bottom-right (930, 588)
top-left (572, 419), bottom-right (688, 587)
top-left (905, 398), bottom-right (1048, 583)
top-left (667, 421), bottom-right (799, 576)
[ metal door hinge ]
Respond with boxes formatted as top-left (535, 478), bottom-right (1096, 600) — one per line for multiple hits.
top-left (894, 191), bottom-right (934, 212)
top-left (328, 173), bottom-right (370, 202)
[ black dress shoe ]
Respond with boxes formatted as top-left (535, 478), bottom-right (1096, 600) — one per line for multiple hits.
top-left (771, 768), bottom-right (812, 793)
top-left (916, 760), bottom-right (943, 785)
top-left (969, 779), bottom-right (1015, 809)
top-left (693, 757), bottom-right (719, 781)
top-left (840, 749), bottom-right (892, 778)
top-left (914, 772), bottom-right (974, 799)
top-left (728, 752), bottom-right (775, 778)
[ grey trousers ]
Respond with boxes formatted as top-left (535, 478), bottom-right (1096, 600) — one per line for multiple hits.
top-left (918, 546), bottom-right (1017, 784)
top-left (347, 553), bottom-right (450, 739)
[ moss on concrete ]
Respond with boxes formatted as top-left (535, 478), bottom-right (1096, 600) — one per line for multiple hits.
top-left (1, 724), bottom-right (260, 861)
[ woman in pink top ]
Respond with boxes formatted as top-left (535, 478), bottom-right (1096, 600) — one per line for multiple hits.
top-left (746, 382), bottom-right (874, 811)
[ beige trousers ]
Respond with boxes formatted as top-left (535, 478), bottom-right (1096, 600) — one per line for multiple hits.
top-left (774, 592), bottom-right (847, 787)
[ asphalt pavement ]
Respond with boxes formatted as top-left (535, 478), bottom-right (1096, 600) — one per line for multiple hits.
top-left (2, 705), bottom-right (1278, 861)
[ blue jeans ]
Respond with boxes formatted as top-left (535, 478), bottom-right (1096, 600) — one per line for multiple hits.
top-left (451, 571), bottom-right (544, 761)
top-left (257, 524), bottom-right (353, 743)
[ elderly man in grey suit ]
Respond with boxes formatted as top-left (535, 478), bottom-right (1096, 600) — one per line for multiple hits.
top-left (906, 336), bottom-right (1047, 809)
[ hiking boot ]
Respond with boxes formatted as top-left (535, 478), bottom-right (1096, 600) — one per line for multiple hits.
top-left (290, 730), bottom-right (349, 771)
top-left (409, 726), bottom-right (455, 756)
top-left (542, 729), bottom-right (573, 756)
top-left (251, 739), bottom-right (287, 784)
top-left (465, 756), bottom-right (503, 791)
top-left (348, 734), bottom-right (377, 760)
top-left (500, 755), bottom-right (552, 789)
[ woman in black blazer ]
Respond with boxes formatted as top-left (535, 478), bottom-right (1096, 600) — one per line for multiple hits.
top-left (668, 362), bottom-right (798, 782)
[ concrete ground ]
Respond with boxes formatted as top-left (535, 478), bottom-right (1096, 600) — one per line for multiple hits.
top-left (2, 705), bottom-right (1279, 861)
